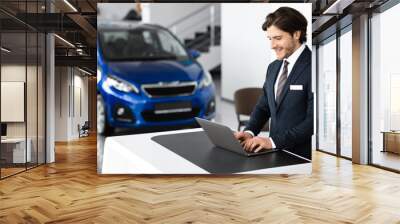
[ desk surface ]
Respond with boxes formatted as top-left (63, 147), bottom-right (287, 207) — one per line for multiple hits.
top-left (102, 128), bottom-right (311, 174)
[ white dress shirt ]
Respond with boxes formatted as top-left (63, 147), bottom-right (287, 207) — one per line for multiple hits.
top-left (245, 44), bottom-right (307, 148)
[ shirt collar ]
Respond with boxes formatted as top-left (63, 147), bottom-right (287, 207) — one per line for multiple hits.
top-left (284, 44), bottom-right (306, 66)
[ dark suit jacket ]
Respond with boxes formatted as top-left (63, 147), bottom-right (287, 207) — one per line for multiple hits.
top-left (245, 46), bottom-right (313, 159)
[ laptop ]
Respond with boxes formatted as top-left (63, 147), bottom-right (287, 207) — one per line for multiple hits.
top-left (195, 118), bottom-right (279, 157)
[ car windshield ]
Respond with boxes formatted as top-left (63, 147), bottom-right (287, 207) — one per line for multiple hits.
top-left (99, 27), bottom-right (189, 61)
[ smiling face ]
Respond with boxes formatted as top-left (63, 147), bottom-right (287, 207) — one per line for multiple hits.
top-left (266, 25), bottom-right (301, 60)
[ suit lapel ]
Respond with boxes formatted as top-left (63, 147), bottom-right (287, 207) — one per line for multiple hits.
top-left (276, 46), bottom-right (311, 112)
top-left (269, 60), bottom-right (282, 113)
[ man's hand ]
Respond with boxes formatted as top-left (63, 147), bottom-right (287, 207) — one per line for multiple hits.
top-left (234, 131), bottom-right (253, 142)
top-left (243, 136), bottom-right (273, 152)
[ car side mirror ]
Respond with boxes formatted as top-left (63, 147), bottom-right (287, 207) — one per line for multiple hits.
top-left (189, 49), bottom-right (201, 59)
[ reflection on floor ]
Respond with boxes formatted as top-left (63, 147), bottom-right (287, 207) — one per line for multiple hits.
top-left (0, 167), bottom-right (25, 178)
top-left (373, 150), bottom-right (400, 171)
top-left (0, 162), bottom-right (42, 179)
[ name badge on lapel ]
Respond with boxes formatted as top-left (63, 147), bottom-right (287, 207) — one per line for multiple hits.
top-left (290, 85), bottom-right (303, 91)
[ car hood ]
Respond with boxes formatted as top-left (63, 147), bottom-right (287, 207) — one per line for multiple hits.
top-left (106, 60), bottom-right (203, 85)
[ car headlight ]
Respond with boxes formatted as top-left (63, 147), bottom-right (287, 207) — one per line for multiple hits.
top-left (105, 75), bottom-right (139, 94)
top-left (199, 71), bottom-right (213, 88)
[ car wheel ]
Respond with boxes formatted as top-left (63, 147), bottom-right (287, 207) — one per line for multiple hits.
top-left (97, 94), bottom-right (114, 136)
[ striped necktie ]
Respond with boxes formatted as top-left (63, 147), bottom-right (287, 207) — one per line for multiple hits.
top-left (276, 60), bottom-right (289, 103)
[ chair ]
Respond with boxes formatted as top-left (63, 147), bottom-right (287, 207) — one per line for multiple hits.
top-left (234, 88), bottom-right (269, 132)
top-left (78, 121), bottom-right (90, 138)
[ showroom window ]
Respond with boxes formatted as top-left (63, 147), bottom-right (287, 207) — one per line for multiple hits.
top-left (370, 2), bottom-right (400, 172)
top-left (317, 35), bottom-right (337, 155)
top-left (339, 25), bottom-right (352, 159)
top-left (0, 0), bottom-right (46, 179)
top-left (316, 22), bottom-right (353, 159)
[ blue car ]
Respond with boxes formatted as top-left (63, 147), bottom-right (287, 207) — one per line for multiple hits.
top-left (97, 22), bottom-right (216, 135)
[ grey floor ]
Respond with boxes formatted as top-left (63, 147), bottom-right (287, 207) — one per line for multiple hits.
top-left (211, 77), bottom-right (240, 129)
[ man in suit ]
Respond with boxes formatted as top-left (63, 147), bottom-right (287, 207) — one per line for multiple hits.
top-left (234, 7), bottom-right (313, 159)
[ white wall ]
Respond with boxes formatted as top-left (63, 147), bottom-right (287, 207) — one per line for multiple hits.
top-left (148, 3), bottom-right (219, 41)
top-left (98, 3), bottom-right (211, 27)
top-left (1, 82), bottom-right (25, 122)
top-left (147, 3), bottom-right (210, 26)
top-left (55, 67), bottom-right (69, 141)
top-left (220, 3), bottom-right (312, 100)
top-left (73, 73), bottom-right (89, 138)
top-left (54, 67), bottom-right (89, 141)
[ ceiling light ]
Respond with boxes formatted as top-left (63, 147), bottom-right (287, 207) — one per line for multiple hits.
top-left (323, 0), bottom-right (355, 15)
top-left (78, 67), bottom-right (93, 76)
top-left (63, 0), bottom-right (78, 12)
top-left (54, 34), bottom-right (75, 48)
top-left (1, 47), bottom-right (11, 53)
top-left (76, 48), bottom-right (85, 55)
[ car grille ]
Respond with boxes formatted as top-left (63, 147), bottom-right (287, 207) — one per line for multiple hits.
top-left (141, 81), bottom-right (197, 98)
top-left (141, 108), bottom-right (200, 122)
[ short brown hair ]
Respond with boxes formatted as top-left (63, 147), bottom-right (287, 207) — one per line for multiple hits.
top-left (262, 7), bottom-right (307, 44)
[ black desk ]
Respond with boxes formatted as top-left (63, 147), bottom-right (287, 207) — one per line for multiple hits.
top-left (152, 131), bottom-right (310, 174)
top-left (101, 129), bottom-right (311, 174)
